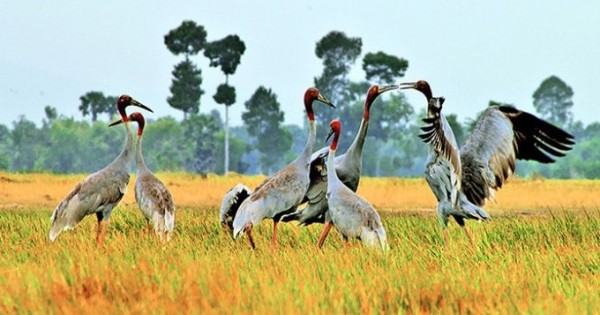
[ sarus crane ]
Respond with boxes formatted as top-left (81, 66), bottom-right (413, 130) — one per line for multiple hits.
top-left (49, 95), bottom-right (153, 246)
top-left (281, 84), bottom-right (399, 227)
top-left (110, 112), bottom-right (175, 241)
top-left (400, 80), bottom-right (575, 244)
top-left (225, 87), bottom-right (335, 250)
top-left (317, 119), bottom-right (388, 251)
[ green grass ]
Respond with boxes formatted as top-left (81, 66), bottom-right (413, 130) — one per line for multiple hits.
top-left (0, 206), bottom-right (599, 314)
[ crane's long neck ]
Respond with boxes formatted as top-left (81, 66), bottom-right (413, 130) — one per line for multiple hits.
top-left (113, 121), bottom-right (133, 172)
top-left (298, 119), bottom-right (316, 164)
top-left (327, 135), bottom-right (341, 188)
top-left (135, 133), bottom-right (149, 173)
top-left (345, 117), bottom-right (368, 162)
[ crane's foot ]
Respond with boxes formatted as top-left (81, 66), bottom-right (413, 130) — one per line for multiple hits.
top-left (317, 222), bottom-right (333, 249)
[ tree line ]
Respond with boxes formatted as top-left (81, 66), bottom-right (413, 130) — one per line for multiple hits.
top-left (1, 23), bottom-right (597, 178)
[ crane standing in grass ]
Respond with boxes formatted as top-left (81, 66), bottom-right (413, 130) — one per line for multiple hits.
top-left (317, 119), bottom-right (388, 251)
top-left (228, 87), bottom-right (335, 250)
top-left (400, 80), bottom-right (575, 244)
top-left (111, 112), bottom-right (175, 241)
top-left (282, 84), bottom-right (399, 226)
top-left (49, 95), bottom-right (153, 246)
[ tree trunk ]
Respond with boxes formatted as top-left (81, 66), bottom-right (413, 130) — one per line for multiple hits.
top-left (225, 105), bottom-right (229, 175)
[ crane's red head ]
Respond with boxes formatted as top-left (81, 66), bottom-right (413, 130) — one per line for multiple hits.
top-left (364, 84), bottom-right (400, 120)
top-left (108, 111), bottom-right (146, 135)
top-left (116, 94), bottom-right (154, 122)
top-left (128, 112), bottom-right (146, 136)
top-left (399, 80), bottom-right (432, 100)
top-left (303, 88), bottom-right (335, 121)
top-left (326, 119), bottom-right (342, 151)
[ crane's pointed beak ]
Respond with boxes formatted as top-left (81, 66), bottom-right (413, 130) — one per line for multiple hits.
top-left (131, 99), bottom-right (154, 113)
top-left (108, 119), bottom-right (125, 127)
top-left (399, 82), bottom-right (417, 90)
top-left (317, 93), bottom-right (335, 108)
top-left (379, 84), bottom-right (400, 94)
top-left (326, 128), bottom-right (335, 143)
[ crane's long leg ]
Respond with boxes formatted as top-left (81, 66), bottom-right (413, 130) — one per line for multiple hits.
top-left (96, 221), bottom-right (108, 247)
top-left (317, 221), bottom-right (333, 249)
top-left (461, 226), bottom-right (475, 248)
top-left (244, 222), bottom-right (256, 250)
top-left (271, 220), bottom-right (279, 250)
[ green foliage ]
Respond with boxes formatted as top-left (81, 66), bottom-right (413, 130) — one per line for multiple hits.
top-left (203, 35), bottom-right (246, 76)
top-left (167, 60), bottom-right (203, 118)
top-left (532, 75), bottom-right (574, 128)
top-left (213, 83), bottom-right (236, 107)
top-left (0, 124), bottom-right (10, 170)
top-left (140, 117), bottom-right (186, 171)
top-left (242, 87), bottom-right (292, 173)
top-left (79, 91), bottom-right (116, 122)
top-left (362, 51), bottom-right (409, 84)
top-left (163, 20), bottom-right (207, 58)
top-left (314, 31), bottom-right (363, 139)
top-left (214, 131), bottom-right (246, 174)
top-left (181, 114), bottom-right (220, 174)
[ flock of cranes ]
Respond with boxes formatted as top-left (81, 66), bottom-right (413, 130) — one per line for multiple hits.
top-left (48, 80), bottom-right (575, 251)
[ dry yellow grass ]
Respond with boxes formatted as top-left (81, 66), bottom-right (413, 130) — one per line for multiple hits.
top-left (0, 172), bottom-right (599, 314)
top-left (1, 172), bottom-right (598, 213)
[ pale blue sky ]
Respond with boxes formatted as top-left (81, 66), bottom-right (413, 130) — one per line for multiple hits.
top-left (1, 1), bottom-right (598, 128)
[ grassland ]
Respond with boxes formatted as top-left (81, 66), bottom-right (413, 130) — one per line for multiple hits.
top-left (0, 172), bottom-right (599, 314)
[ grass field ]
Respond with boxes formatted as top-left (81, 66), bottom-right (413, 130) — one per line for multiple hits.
top-left (0, 172), bottom-right (599, 314)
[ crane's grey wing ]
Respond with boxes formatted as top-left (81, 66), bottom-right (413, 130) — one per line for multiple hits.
top-left (138, 174), bottom-right (175, 216)
top-left (219, 183), bottom-right (251, 232)
top-left (460, 106), bottom-right (575, 206)
top-left (49, 170), bottom-right (129, 240)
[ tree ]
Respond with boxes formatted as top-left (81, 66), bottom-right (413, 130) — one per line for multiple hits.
top-left (533, 75), bottom-right (574, 127)
top-left (204, 34), bottom-right (246, 174)
top-left (242, 87), bottom-right (292, 174)
top-left (167, 60), bottom-right (203, 119)
top-left (164, 20), bottom-right (207, 60)
top-left (314, 31), bottom-right (363, 139)
top-left (0, 124), bottom-right (10, 170)
top-left (164, 21), bottom-right (207, 119)
top-left (79, 91), bottom-right (114, 122)
top-left (362, 51), bottom-right (409, 84)
top-left (181, 113), bottom-right (220, 175)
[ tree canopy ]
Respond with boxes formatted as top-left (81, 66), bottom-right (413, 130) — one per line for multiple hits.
top-left (533, 75), bottom-right (574, 127)
top-left (164, 20), bottom-right (207, 59)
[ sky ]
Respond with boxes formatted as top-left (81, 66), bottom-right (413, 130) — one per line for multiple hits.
top-left (1, 1), bottom-right (599, 129)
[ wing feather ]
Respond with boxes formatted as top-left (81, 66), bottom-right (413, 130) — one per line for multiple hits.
top-left (460, 106), bottom-right (575, 206)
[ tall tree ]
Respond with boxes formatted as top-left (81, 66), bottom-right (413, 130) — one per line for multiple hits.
top-left (314, 31), bottom-right (362, 138)
top-left (167, 60), bottom-right (204, 119)
top-left (164, 21), bottom-right (207, 119)
top-left (532, 75), bottom-right (574, 127)
top-left (79, 91), bottom-right (114, 122)
top-left (204, 34), bottom-right (246, 174)
top-left (242, 87), bottom-right (292, 174)
top-left (362, 51), bottom-right (409, 84)
top-left (164, 20), bottom-right (207, 61)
